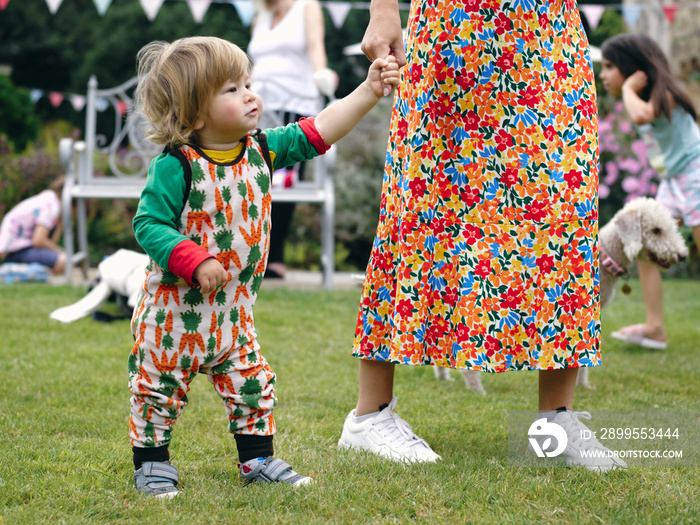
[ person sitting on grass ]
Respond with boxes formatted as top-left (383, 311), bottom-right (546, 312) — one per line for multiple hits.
top-left (129, 35), bottom-right (399, 497)
top-left (0, 176), bottom-right (73, 275)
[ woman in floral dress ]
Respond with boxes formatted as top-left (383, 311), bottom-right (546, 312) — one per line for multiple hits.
top-left (337, 0), bottom-right (626, 471)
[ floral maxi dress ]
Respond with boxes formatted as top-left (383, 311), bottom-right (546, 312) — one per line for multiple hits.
top-left (353, 0), bottom-right (600, 372)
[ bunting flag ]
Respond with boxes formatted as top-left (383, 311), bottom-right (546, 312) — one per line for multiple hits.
top-left (580, 4), bottom-right (605, 30)
top-left (69, 94), bottom-right (86, 112)
top-left (117, 100), bottom-right (129, 116)
top-left (232, 0), bottom-right (255, 25)
top-left (45, 0), bottom-right (63, 14)
top-left (48, 92), bottom-right (65, 108)
top-left (28, 90), bottom-right (115, 114)
top-left (621, 4), bottom-right (643, 28)
top-left (8, 1), bottom-right (694, 29)
top-left (139, 0), bottom-right (165, 21)
top-left (187, 0), bottom-right (211, 23)
top-left (93, 0), bottom-right (112, 15)
top-left (326, 1), bottom-right (352, 29)
top-left (662, 4), bottom-right (679, 23)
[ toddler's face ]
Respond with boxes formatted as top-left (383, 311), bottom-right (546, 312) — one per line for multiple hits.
top-left (599, 59), bottom-right (625, 97)
top-left (195, 73), bottom-right (263, 150)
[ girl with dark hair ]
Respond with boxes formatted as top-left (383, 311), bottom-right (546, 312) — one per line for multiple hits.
top-left (600, 33), bottom-right (700, 349)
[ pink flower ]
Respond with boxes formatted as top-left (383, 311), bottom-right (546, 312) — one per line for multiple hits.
top-left (622, 177), bottom-right (640, 193)
top-left (630, 139), bottom-right (648, 162)
top-left (599, 183), bottom-right (610, 199)
top-left (618, 157), bottom-right (642, 175)
top-left (604, 162), bottom-right (619, 185)
top-left (619, 120), bottom-right (633, 134)
top-left (598, 120), bottom-right (613, 135)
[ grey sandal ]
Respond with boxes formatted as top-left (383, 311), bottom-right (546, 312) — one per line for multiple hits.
top-left (239, 456), bottom-right (312, 486)
top-left (134, 461), bottom-right (179, 498)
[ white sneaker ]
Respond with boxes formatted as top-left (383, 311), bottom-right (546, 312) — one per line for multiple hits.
top-left (338, 397), bottom-right (441, 463)
top-left (529, 410), bottom-right (627, 472)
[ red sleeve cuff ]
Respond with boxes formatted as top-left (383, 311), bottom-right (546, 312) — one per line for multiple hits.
top-left (168, 239), bottom-right (214, 285)
top-left (299, 117), bottom-right (331, 154)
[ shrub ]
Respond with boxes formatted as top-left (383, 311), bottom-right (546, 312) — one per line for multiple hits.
top-left (0, 134), bottom-right (63, 218)
top-left (0, 74), bottom-right (40, 152)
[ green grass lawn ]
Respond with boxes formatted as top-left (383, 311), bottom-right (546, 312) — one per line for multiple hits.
top-left (0, 280), bottom-right (698, 524)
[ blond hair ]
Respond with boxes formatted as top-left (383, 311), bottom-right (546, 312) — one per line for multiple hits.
top-left (134, 36), bottom-right (252, 148)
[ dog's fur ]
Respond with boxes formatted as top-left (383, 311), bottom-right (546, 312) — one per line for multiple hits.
top-left (434, 197), bottom-right (688, 393)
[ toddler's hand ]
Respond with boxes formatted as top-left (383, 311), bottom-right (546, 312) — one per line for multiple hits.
top-left (193, 258), bottom-right (227, 294)
top-left (367, 55), bottom-right (401, 98)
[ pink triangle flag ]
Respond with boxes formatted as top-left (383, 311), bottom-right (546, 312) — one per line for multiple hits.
top-left (580, 4), bottom-right (605, 30)
top-left (662, 4), bottom-right (678, 23)
top-left (49, 92), bottom-right (65, 108)
top-left (117, 100), bottom-right (128, 116)
top-left (326, 2), bottom-right (352, 29)
top-left (187, 0), bottom-right (211, 23)
top-left (139, 0), bottom-right (164, 21)
top-left (0, 0), bottom-right (11, 10)
top-left (45, 0), bottom-right (63, 14)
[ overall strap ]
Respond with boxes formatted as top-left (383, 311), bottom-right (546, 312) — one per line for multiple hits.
top-left (252, 129), bottom-right (274, 180)
top-left (163, 145), bottom-right (193, 208)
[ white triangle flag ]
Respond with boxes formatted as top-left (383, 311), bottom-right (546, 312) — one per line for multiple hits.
top-left (46, 0), bottom-right (63, 15)
top-left (187, 0), bottom-right (211, 23)
top-left (93, 0), bottom-right (113, 16)
top-left (326, 2), bottom-right (351, 29)
top-left (70, 95), bottom-right (86, 112)
top-left (139, 0), bottom-right (165, 21)
top-left (45, 0), bottom-right (63, 14)
top-left (233, 0), bottom-right (255, 26)
top-left (580, 5), bottom-right (605, 30)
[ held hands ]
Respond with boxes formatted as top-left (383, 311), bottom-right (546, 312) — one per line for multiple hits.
top-left (623, 70), bottom-right (648, 94)
top-left (366, 55), bottom-right (401, 98)
top-left (193, 258), bottom-right (228, 294)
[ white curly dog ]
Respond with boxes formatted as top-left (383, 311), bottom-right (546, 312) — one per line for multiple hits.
top-left (434, 197), bottom-right (688, 394)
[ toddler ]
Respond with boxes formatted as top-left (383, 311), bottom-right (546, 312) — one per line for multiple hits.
top-left (129, 36), bottom-right (398, 497)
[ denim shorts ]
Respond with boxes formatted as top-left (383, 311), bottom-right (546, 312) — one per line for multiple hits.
top-left (3, 247), bottom-right (60, 268)
top-left (656, 156), bottom-right (700, 227)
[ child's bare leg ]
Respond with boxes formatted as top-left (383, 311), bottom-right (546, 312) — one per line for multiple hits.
top-left (636, 260), bottom-right (666, 339)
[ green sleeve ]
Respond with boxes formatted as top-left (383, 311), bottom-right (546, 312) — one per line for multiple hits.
top-left (132, 153), bottom-right (189, 270)
top-left (265, 122), bottom-right (321, 171)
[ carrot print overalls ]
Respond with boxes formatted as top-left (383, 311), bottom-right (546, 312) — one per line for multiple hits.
top-left (128, 135), bottom-right (275, 448)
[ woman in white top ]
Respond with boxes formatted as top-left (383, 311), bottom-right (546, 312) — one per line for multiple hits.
top-left (248, 0), bottom-right (337, 279)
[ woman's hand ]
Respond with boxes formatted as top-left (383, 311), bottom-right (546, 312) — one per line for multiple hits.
top-left (361, 0), bottom-right (406, 67)
top-left (193, 258), bottom-right (228, 294)
top-left (623, 70), bottom-right (648, 94)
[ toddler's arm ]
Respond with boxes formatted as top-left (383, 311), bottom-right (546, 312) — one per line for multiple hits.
top-left (314, 56), bottom-right (400, 146)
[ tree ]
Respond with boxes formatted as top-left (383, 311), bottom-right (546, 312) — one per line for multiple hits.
top-left (0, 75), bottom-right (40, 151)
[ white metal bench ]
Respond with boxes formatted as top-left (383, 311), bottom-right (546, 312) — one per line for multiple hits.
top-left (59, 75), bottom-right (336, 289)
